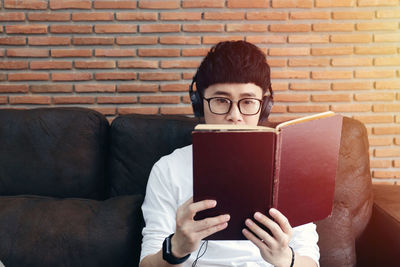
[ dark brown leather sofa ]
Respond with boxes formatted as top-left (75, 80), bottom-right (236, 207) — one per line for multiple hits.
top-left (0, 107), bottom-right (394, 266)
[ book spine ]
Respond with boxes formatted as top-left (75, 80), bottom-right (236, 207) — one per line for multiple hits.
top-left (272, 132), bottom-right (283, 209)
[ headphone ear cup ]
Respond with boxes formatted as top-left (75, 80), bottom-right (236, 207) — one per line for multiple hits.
top-left (259, 96), bottom-right (273, 123)
top-left (189, 83), bottom-right (204, 118)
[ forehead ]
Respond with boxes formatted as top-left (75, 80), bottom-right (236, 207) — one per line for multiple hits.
top-left (204, 83), bottom-right (263, 98)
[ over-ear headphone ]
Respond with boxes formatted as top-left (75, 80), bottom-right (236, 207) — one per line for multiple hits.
top-left (189, 74), bottom-right (274, 123)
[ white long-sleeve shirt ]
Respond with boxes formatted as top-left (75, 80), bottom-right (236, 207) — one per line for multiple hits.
top-left (140, 145), bottom-right (320, 267)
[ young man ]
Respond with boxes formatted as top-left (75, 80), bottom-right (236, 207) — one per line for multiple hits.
top-left (139, 41), bottom-right (319, 267)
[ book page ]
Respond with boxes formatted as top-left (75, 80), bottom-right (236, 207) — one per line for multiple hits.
top-left (194, 124), bottom-right (276, 132)
top-left (276, 111), bottom-right (336, 130)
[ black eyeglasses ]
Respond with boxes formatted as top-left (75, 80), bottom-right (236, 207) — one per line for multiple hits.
top-left (203, 97), bottom-right (263, 115)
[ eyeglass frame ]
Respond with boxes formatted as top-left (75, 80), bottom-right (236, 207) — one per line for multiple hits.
top-left (202, 96), bottom-right (263, 115)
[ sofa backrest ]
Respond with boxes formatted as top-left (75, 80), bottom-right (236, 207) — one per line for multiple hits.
top-left (0, 108), bottom-right (109, 200)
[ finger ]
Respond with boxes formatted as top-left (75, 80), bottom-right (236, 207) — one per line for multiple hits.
top-left (197, 221), bottom-right (228, 240)
top-left (242, 228), bottom-right (268, 250)
top-left (188, 199), bottom-right (217, 217)
top-left (244, 218), bottom-right (274, 246)
top-left (269, 208), bottom-right (292, 235)
top-left (194, 214), bottom-right (230, 232)
top-left (253, 212), bottom-right (284, 243)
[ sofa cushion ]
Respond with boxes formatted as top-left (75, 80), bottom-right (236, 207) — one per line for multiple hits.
top-left (0, 108), bottom-right (109, 199)
top-left (0, 194), bottom-right (143, 267)
top-left (108, 114), bottom-right (197, 197)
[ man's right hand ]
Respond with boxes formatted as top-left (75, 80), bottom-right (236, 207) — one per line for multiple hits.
top-left (171, 197), bottom-right (230, 258)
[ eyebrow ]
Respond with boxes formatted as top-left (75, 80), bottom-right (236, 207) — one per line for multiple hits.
top-left (212, 91), bottom-right (257, 98)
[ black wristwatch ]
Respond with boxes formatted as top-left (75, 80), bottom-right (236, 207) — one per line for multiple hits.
top-left (162, 233), bottom-right (191, 264)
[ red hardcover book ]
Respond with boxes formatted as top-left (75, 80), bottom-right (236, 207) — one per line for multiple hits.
top-left (193, 111), bottom-right (343, 240)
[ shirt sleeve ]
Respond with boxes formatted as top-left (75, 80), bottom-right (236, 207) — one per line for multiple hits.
top-left (289, 222), bottom-right (320, 267)
top-left (139, 161), bottom-right (178, 263)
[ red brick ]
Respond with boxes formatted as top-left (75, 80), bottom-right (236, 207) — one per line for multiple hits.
top-left (0, 96), bottom-right (7, 104)
top-left (97, 96), bottom-right (137, 104)
top-left (312, 71), bottom-right (353, 79)
top-left (375, 81), bottom-right (400, 90)
top-left (9, 96), bottom-right (50, 105)
top-left (182, 24), bottom-right (224, 32)
top-left (396, 138), bottom-right (400, 145)
top-left (75, 61), bottom-right (115, 69)
top-left (374, 148), bottom-right (400, 157)
top-left (29, 37), bottom-right (70, 46)
top-left (0, 37), bottom-right (26, 45)
top-left (311, 47), bottom-right (353, 55)
top-left (95, 49), bottom-right (135, 57)
top-left (9, 73), bottom-right (49, 81)
top-left (6, 25), bottom-right (47, 34)
top-left (273, 94), bottom-right (309, 102)
top-left (373, 104), bottom-right (400, 112)
top-left (374, 33), bottom-right (400, 43)
top-left (140, 24), bottom-right (179, 33)
top-left (376, 10), bottom-right (400, 18)
top-left (355, 46), bottom-right (397, 55)
top-left (50, 25), bottom-right (92, 34)
top-left (272, 0), bottom-right (312, 8)
top-left (315, 0), bottom-right (354, 7)
top-left (52, 73), bottom-right (92, 81)
top-left (118, 107), bottom-right (159, 115)
top-left (246, 35), bottom-right (286, 44)
top-left (354, 115), bottom-right (394, 124)
top-left (0, 12), bottom-right (25, 21)
top-left (95, 24), bottom-right (137, 33)
top-left (331, 104), bottom-right (371, 112)
top-left (160, 106), bottom-right (193, 115)
top-left (290, 11), bottom-right (330, 20)
top-left (330, 34), bottom-right (371, 43)
top-left (94, 1), bottom-right (137, 9)
top-left (227, 24), bottom-right (268, 32)
top-left (0, 73), bottom-right (5, 80)
top-left (355, 92), bottom-right (395, 101)
top-left (368, 137), bottom-right (393, 146)
top-left (31, 61), bottom-right (72, 70)
top-left (332, 82), bottom-right (372, 90)
top-left (272, 83), bottom-right (289, 91)
top-left (357, 22), bottom-right (398, 31)
top-left (271, 71), bottom-right (309, 79)
top-left (372, 171), bottom-right (400, 179)
top-left (72, 37), bottom-right (114, 45)
top-left (205, 12), bottom-right (245, 20)
top-left (28, 12), bottom-right (70, 21)
top-left (0, 84), bottom-right (28, 93)
top-left (288, 35), bottom-right (329, 43)
top-left (331, 58), bottom-right (372, 66)
top-left (72, 12), bottom-right (114, 21)
top-left (228, 0), bottom-right (268, 8)
top-left (182, 48), bottom-right (209, 57)
top-left (289, 58), bottom-right (330, 67)
top-left (288, 105), bottom-right (329, 113)
top-left (267, 59), bottom-right (287, 67)
top-left (160, 12), bottom-right (202, 21)
top-left (313, 23), bottom-right (354, 32)
top-left (202, 36), bottom-right (244, 44)
top-left (138, 48), bottom-right (180, 57)
top-left (140, 95), bottom-right (180, 104)
top-left (139, 0), bottom-right (179, 9)
top-left (161, 60), bottom-right (200, 69)
top-left (311, 94), bottom-right (351, 102)
top-left (358, 0), bottom-right (398, 6)
top-left (116, 36), bottom-right (157, 45)
top-left (161, 84), bottom-right (189, 92)
top-left (355, 70), bottom-right (395, 78)
top-left (95, 72), bottom-right (137, 80)
top-left (93, 108), bottom-right (116, 116)
top-left (395, 160), bottom-right (400, 168)
top-left (374, 57), bottom-right (400, 66)
top-left (4, 0), bottom-right (47, 9)
top-left (118, 84), bottom-right (158, 92)
top-left (118, 60), bottom-right (158, 69)
top-left (246, 11), bottom-right (287, 20)
top-left (182, 95), bottom-right (191, 104)
top-left (332, 11), bottom-right (374, 19)
top-left (75, 84), bottom-right (115, 93)
top-left (30, 84), bottom-right (73, 93)
top-left (269, 47), bottom-right (309, 56)
top-left (290, 82), bottom-right (330, 91)
top-left (139, 72), bottom-right (180, 81)
top-left (270, 24), bottom-right (310, 32)
top-left (53, 96), bottom-right (95, 104)
top-left (160, 36), bottom-right (201, 45)
top-left (116, 12), bottom-right (156, 21)
top-left (7, 48), bottom-right (48, 57)
top-left (182, 0), bottom-right (224, 8)
top-left (49, 0), bottom-right (91, 9)
top-left (51, 49), bottom-right (91, 58)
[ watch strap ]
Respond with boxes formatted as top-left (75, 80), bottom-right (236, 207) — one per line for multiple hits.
top-left (162, 233), bottom-right (191, 265)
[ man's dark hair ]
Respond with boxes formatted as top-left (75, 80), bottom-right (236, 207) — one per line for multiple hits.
top-left (195, 40), bottom-right (271, 96)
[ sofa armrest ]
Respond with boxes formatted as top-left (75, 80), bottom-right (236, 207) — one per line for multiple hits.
top-left (356, 184), bottom-right (400, 267)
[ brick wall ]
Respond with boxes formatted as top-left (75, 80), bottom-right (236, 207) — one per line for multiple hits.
top-left (0, 0), bottom-right (399, 184)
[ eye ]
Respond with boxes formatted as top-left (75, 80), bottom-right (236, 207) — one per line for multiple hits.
top-left (215, 98), bottom-right (230, 104)
top-left (242, 99), bottom-right (257, 105)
